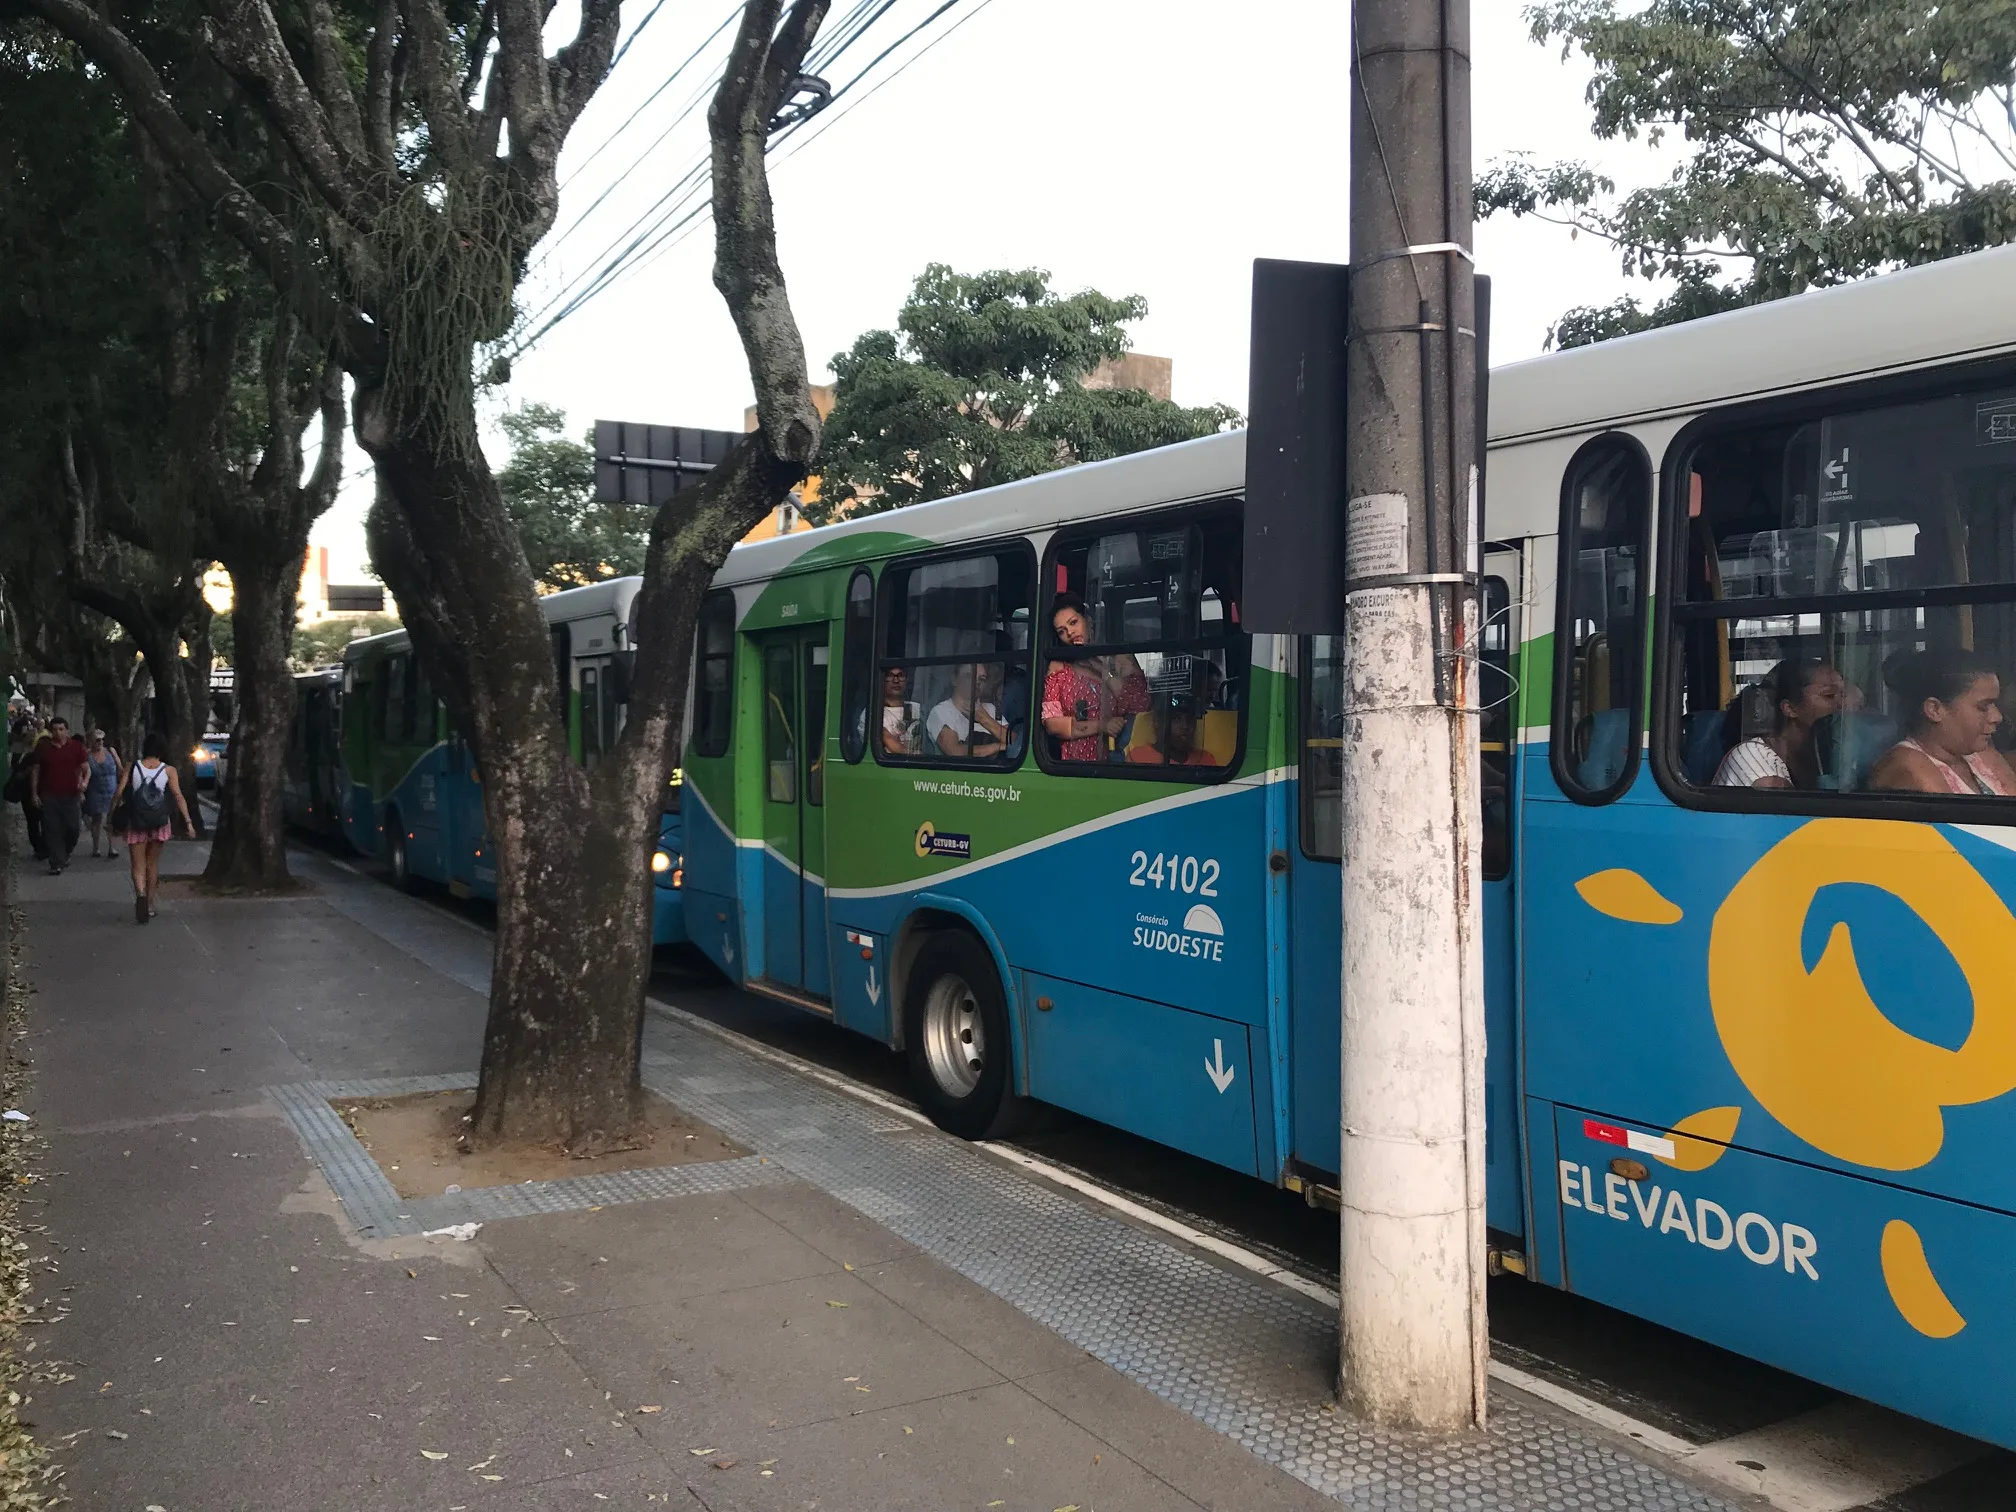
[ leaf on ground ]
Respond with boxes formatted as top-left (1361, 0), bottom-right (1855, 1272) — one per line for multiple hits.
top-left (466, 1456), bottom-right (496, 1471)
top-left (711, 1458), bottom-right (736, 1470)
top-left (637, 1405), bottom-right (662, 1414)
top-left (825, 1300), bottom-right (847, 1308)
top-left (420, 1450), bottom-right (448, 1460)
top-left (902, 1426), bottom-right (913, 1435)
top-left (687, 1447), bottom-right (717, 1457)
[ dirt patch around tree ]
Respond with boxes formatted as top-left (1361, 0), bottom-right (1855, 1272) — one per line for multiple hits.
top-left (335, 1089), bottom-right (748, 1198)
top-left (153, 876), bottom-right (319, 900)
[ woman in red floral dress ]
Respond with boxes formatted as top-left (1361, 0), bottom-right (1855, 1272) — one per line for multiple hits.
top-left (1041, 593), bottom-right (1148, 762)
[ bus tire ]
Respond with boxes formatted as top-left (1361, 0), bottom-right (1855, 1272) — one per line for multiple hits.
top-left (903, 932), bottom-right (1024, 1141)
top-left (386, 812), bottom-right (414, 892)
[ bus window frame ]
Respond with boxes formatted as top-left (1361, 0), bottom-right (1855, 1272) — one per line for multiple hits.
top-left (1649, 354), bottom-right (2016, 825)
top-left (690, 590), bottom-right (736, 760)
top-left (1298, 634), bottom-right (1343, 862)
top-left (1550, 431), bottom-right (1655, 806)
top-left (1034, 498), bottom-right (1249, 785)
top-left (871, 536), bottom-right (1039, 774)
top-left (839, 566), bottom-right (875, 765)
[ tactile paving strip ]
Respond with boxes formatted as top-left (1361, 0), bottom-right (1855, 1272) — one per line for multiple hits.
top-left (637, 1024), bottom-right (1737, 1512)
top-left (288, 853), bottom-right (1736, 1509)
top-left (268, 1073), bottom-right (789, 1238)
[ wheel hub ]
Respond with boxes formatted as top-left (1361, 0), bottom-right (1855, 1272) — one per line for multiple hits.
top-left (921, 974), bottom-right (983, 1097)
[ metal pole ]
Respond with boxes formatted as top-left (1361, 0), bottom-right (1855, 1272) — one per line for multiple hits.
top-left (1337, 0), bottom-right (1486, 1431)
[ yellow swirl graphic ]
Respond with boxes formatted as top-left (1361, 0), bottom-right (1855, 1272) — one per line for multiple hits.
top-left (1880, 1220), bottom-right (1967, 1338)
top-left (1709, 820), bottom-right (2016, 1170)
top-left (1575, 869), bottom-right (1683, 925)
top-left (1658, 1106), bottom-right (1741, 1172)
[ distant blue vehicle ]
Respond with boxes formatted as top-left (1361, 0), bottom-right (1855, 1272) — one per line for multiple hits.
top-left (191, 733), bottom-right (229, 789)
top-left (328, 578), bottom-right (685, 946)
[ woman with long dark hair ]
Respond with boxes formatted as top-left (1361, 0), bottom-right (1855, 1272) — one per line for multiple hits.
top-left (1868, 647), bottom-right (2016, 796)
top-left (1713, 656), bottom-right (1846, 789)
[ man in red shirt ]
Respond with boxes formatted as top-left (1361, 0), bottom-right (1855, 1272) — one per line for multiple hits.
top-left (29, 718), bottom-right (90, 875)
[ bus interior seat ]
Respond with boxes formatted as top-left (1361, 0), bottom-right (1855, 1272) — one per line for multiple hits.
top-left (1813, 711), bottom-right (1902, 791)
top-left (1681, 710), bottom-right (1732, 784)
top-left (1200, 709), bottom-right (1237, 765)
top-left (1578, 708), bottom-right (1630, 790)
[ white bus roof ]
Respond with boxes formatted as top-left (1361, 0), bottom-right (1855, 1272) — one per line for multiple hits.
top-left (1489, 241), bottom-right (2016, 445)
top-left (712, 243), bottom-right (2016, 586)
top-left (342, 577), bottom-right (643, 665)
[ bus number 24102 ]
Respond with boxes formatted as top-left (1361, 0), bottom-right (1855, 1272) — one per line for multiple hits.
top-left (1128, 851), bottom-right (1220, 896)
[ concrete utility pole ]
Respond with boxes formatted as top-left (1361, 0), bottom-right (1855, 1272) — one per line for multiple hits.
top-left (1337, 0), bottom-right (1486, 1431)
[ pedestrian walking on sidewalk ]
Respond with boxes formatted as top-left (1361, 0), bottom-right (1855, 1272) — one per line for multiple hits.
top-left (6, 729), bottom-right (48, 861)
top-left (82, 730), bottom-right (121, 859)
top-left (28, 718), bottom-right (90, 875)
top-left (110, 733), bottom-right (192, 924)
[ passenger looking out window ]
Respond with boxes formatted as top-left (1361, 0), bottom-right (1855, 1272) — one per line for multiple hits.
top-left (881, 666), bottom-right (920, 756)
top-left (1126, 696), bottom-right (1217, 767)
top-left (1713, 657), bottom-right (1847, 789)
top-left (1042, 592), bottom-right (1148, 762)
top-left (1867, 648), bottom-right (2016, 796)
top-left (926, 663), bottom-right (1010, 759)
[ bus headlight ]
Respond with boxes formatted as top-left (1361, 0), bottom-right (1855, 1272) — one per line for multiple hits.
top-left (651, 850), bottom-right (673, 874)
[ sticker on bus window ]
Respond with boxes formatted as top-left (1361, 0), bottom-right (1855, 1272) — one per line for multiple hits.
top-left (913, 822), bottom-right (971, 860)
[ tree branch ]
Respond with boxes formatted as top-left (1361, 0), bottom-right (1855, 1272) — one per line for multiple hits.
top-left (305, 0), bottom-right (371, 168)
top-left (365, 0), bottom-right (400, 166)
top-left (206, 0), bottom-right (371, 229)
top-left (17, 0), bottom-right (345, 330)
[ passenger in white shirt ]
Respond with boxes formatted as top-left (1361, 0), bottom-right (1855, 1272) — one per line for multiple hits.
top-left (1713, 657), bottom-right (1846, 789)
top-left (926, 664), bottom-right (1009, 759)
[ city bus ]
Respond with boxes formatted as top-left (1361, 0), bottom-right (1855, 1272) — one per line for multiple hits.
top-left (336, 577), bottom-right (687, 945)
top-left (281, 666), bottom-right (345, 841)
top-left (679, 242), bottom-right (2016, 1450)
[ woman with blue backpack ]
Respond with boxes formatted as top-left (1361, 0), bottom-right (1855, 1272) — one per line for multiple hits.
top-left (109, 732), bottom-right (193, 924)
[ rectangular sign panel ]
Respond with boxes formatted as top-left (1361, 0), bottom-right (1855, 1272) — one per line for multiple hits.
top-left (593, 421), bottom-right (743, 507)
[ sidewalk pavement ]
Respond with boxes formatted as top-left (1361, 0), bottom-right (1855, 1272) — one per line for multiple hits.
top-left (13, 840), bottom-right (1739, 1511)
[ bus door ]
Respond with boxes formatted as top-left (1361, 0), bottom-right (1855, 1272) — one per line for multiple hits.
top-left (755, 627), bottom-right (831, 998)
top-left (1479, 548), bottom-right (1525, 1244)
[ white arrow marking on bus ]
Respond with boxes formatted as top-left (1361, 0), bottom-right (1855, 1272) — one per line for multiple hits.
top-left (1205, 1040), bottom-right (1235, 1094)
top-left (864, 965), bottom-right (880, 1006)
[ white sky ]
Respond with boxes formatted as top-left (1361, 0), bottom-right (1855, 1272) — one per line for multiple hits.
top-left (310, 1), bottom-right (1673, 583)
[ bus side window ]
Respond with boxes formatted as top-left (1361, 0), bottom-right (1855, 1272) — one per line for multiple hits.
top-left (1666, 376), bottom-right (2016, 803)
top-left (876, 547), bottom-right (1033, 767)
top-left (839, 568), bottom-right (874, 764)
top-left (1041, 507), bottom-right (1246, 776)
top-left (410, 660), bottom-right (434, 744)
top-left (1552, 435), bottom-right (1651, 803)
top-left (1300, 635), bottom-right (1343, 859)
top-left (691, 591), bottom-right (735, 759)
top-left (580, 666), bottom-right (601, 765)
top-left (550, 624), bottom-right (571, 738)
top-left (382, 654), bottom-right (407, 745)
top-left (1479, 575), bottom-right (1512, 878)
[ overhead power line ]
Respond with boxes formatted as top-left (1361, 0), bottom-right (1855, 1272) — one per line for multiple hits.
top-left (510, 0), bottom-right (990, 358)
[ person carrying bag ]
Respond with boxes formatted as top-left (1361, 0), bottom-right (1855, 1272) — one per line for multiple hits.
top-left (109, 733), bottom-right (192, 925)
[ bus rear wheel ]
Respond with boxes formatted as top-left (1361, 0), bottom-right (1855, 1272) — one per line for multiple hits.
top-left (903, 932), bottom-right (1022, 1140)
top-left (387, 813), bottom-right (414, 892)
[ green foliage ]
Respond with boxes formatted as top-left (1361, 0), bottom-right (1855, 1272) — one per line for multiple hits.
top-left (494, 404), bottom-right (651, 590)
top-left (1478, 0), bottom-right (2016, 347)
top-left (812, 265), bottom-right (1240, 522)
top-left (291, 612), bottom-right (401, 671)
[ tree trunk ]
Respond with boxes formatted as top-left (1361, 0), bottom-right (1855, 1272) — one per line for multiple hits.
top-left (136, 626), bottom-right (200, 835)
top-left (365, 426), bottom-right (654, 1152)
top-left (201, 558), bottom-right (298, 891)
top-left (180, 615), bottom-right (212, 838)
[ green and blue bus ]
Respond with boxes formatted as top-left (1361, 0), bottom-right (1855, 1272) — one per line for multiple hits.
top-left (333, 578), bottom-right (687, 944)
top-left (680, 243), bottom-right (2016, 1449)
